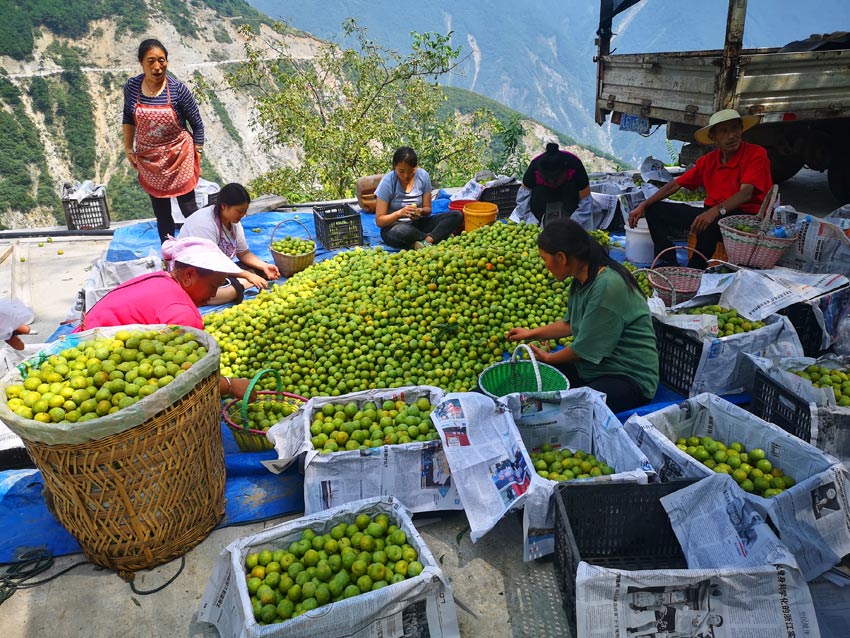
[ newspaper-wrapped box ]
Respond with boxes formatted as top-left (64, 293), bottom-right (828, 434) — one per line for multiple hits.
top-left (197, 496), bottom-right (460, 638)
top-left (502, 388), bottom-right (653, 561)
top-left (775, 208), bottom-right (850, 274)
top-left (265, 387), bottom-right (461, 514)
top-left (577, 562), bottom-right (819, 638)
top-left (624, 393), bottom-right (850, 580)
top-left (652, 306), bottom-right (802, 396)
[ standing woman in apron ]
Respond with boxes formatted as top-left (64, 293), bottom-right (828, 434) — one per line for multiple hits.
top-left (123, 39), bottom-right (204, 243)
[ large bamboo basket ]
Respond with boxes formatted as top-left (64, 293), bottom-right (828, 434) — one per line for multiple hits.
top-left (23, 369), bottom-right (225, 578)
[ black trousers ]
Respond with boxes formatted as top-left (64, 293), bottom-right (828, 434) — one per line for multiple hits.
top-left (644, 201), bottom-right (750, 269)
top-left (556, 362), bottom-right (651, 415)
top-left (150, 191), bottom-right (199, 243)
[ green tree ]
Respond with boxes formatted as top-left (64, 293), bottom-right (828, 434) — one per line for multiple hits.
top-left (490, 114), bottom-right (530, 178)
top-left (220, 19), bottom-right (497, 202)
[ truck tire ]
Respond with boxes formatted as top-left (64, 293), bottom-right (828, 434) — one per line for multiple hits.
top-left (828, 156), bottom-right (850, 205)
top-left (766, 146), bottom-right (804, 183)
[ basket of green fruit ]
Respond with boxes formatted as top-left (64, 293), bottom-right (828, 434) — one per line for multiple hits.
top-left (718, 185), bottom-right (795, 268)
top-left (479, 344), bottom-right (569, 399)
top-left (223, 368), bottom-right (307, 452)
top-left (270, 219), bottom-right (316, 278)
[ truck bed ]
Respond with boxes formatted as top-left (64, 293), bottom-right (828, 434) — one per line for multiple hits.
top-left (596, 46), bottom-right (850, 128)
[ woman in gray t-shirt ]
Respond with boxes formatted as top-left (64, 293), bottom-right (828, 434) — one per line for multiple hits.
top-left (374, 147), bottom-right (462, 249)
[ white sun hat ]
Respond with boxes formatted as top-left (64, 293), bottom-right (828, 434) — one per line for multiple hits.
top-left (694, 109), bottom-right (761, 146)
top-left (161, 236), bottom-right (242, 275)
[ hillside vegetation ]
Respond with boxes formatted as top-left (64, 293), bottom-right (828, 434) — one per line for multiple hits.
top-left (0, 0), bottom-right (619, 229)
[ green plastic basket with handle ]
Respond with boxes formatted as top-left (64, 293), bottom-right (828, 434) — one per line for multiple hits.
top-left (222, 368), bottom-right (306, 452)
top-left (478, 344), bottom-right (569, 399)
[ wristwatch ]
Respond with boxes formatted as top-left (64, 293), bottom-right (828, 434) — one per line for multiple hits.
top-left (718, 206), bottom-right (727, 217)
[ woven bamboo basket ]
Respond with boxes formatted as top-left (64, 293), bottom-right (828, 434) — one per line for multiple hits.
top-left (270, 219), bottom-right (316, 277)
top-left (647, 246), bottom-right (707, 306)
top-left (718, 185), bottom-right (793, 269)
top-left (478, 344), bottom-right (569, 399)
top-left (21, 370), bottom-right (225, 577)
top-left (222, 368), bottom-right (307, 452)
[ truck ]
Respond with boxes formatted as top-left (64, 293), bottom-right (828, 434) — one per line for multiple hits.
top-left (594, 0), bottom-right (850, 204)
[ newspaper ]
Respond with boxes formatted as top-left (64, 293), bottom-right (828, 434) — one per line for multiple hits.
top-left (264, 386), bottom-right (460, 514)
top-left (748, 353), bottom-right (847, 407)
top-left (576, 562), bottom-right (820, 638)
top-left (640, 156), bottom-right (675, 184)
top-left (775, 207), bottom-right (850, 274)
top-left (661, 473), bottom-right (798, 570)
top-left (719, 267), bottom-right (849, 321)
top-left (624, 393), bottom-right (850, 580)
top-left (501, 388), bottom-right (652, 560)
top-left (197, 496), bottom-right (460, 638)
top-left (652, 309), bottom-right (803, 396)
top-left (809, 575), bottom-right (850, 638)
top-left (430, 392), bottom-right (539, 542)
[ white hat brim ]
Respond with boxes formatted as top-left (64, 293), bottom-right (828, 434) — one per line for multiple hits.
top-left (694, 113), bottom-right (760, 145)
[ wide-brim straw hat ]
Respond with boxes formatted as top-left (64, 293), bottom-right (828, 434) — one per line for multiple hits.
top-left (694, 109), bottom-right (760, 146)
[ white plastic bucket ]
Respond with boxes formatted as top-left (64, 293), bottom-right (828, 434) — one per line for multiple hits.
top-left (625, 219), bottom-right (654, 265)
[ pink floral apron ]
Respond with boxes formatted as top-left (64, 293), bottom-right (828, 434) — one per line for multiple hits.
top-left (133, 82), bottom-right (200, 198)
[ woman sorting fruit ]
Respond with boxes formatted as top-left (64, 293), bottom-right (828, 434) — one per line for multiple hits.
top-left (123, 38), bottom-right (204, 244)
top-left (522, 142), bottom-right (593, 229)
top-left (627, 109), bottom-right (773, 270)
top-left (375, 147), bottom-right (463, 249)
top-left (179, 182), bottom-right (280, 304)
top-left (506, 219), bottom-right (659, 413)
top-left (78, 236), bottom-right (252, 399)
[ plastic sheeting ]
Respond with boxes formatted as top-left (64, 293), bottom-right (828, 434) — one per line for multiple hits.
top-left (0, 420), bottom-right (304, 562)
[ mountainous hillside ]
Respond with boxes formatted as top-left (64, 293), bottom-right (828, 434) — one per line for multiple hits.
top-left (251, 0), bottom-right (847, 167)
top-left (0, 0), bottom-right (619, 230)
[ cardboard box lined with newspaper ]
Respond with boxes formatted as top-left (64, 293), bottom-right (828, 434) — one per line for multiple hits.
top-left (197, 496), bottom-right (460, 638)
top-left (265, 386), bottom-right (462, 514)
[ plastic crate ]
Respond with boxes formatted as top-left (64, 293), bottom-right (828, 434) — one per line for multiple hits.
top-left (61, 196), bottom-right (110, 231)
top-left (479, 182), bottom-right (521, 220)
top-left (553, 481), bottom-right (694, 634)
top-left (0, 445), bottom-right (34, 471)
top-left (749, 368), bottom-right (813, 441)
top-left (653, 318), bottom-right (702, 396)
top-left (313, 203), bottom-right (363, 250)
top-left (778, 302), bottom-right (824, 358)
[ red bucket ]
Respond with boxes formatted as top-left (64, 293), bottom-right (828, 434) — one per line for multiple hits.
top-left (449, 199), bottom-right (476, 211)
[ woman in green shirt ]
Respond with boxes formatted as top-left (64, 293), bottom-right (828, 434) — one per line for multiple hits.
top-left (507, 219), bottom-right (659, 413)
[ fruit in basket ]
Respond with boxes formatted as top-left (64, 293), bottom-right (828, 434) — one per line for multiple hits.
top-left (271, 236), bottom-right (315, 255)
top-left (681, 305), bottom-right (765, 337)
top-left (735, 223), bottom-right (758, 233)
top-left (3, 329), bottom-right (207, 424)
top-left (674, 434), bottom-right (794, 498)
top-left (623, 261), bottom-right (654, 299)
top-left (529, 446), bottom-right (615, 481)
top-left (309, 397), bottom-right (438, 452)
top-left (205, 223), bottom-right (611, 397)
top-left (245, 513), bottom-right (421, 623)
top-left (228, 396), bottom-right (298, 433)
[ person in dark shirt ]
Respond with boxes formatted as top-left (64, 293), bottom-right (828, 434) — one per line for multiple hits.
top-left (522, 143), bottom-right (593, 229)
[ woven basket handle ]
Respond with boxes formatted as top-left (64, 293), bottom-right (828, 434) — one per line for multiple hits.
top-left (239, 368), bottom-right (283, 429)
top-left (756, 184), bottom-right (780, 230)
top-left (510, 343), bottom-right (542, 392)
top-left (635, 267), bottom-right (677, 307)
top-left (650, 245), bottom-right (710, 270)
top-left (270, 218), bottom-right (314, 245)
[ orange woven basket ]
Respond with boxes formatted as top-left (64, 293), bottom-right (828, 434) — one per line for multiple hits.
top-left (646, 246), bottom-right (708, 306)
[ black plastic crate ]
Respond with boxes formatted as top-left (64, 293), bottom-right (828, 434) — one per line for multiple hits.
top-left (313, 203), bottom-right (363, 250)
top-left (62, 196), bottom-right (110, 231)
top-left (479, 182), bottom-right (521, 220)
top-left (749, 368), bottom-right (813, 441)
top-left (554, 480), bottom-right (695, 635)
top-left (653, 318), bottom-right (702, 396)
top-left (778, 302), bottom-right (824, 358)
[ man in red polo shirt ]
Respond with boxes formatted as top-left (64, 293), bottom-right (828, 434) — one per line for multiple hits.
top-left (628, 109), bottom-right (773, 269)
